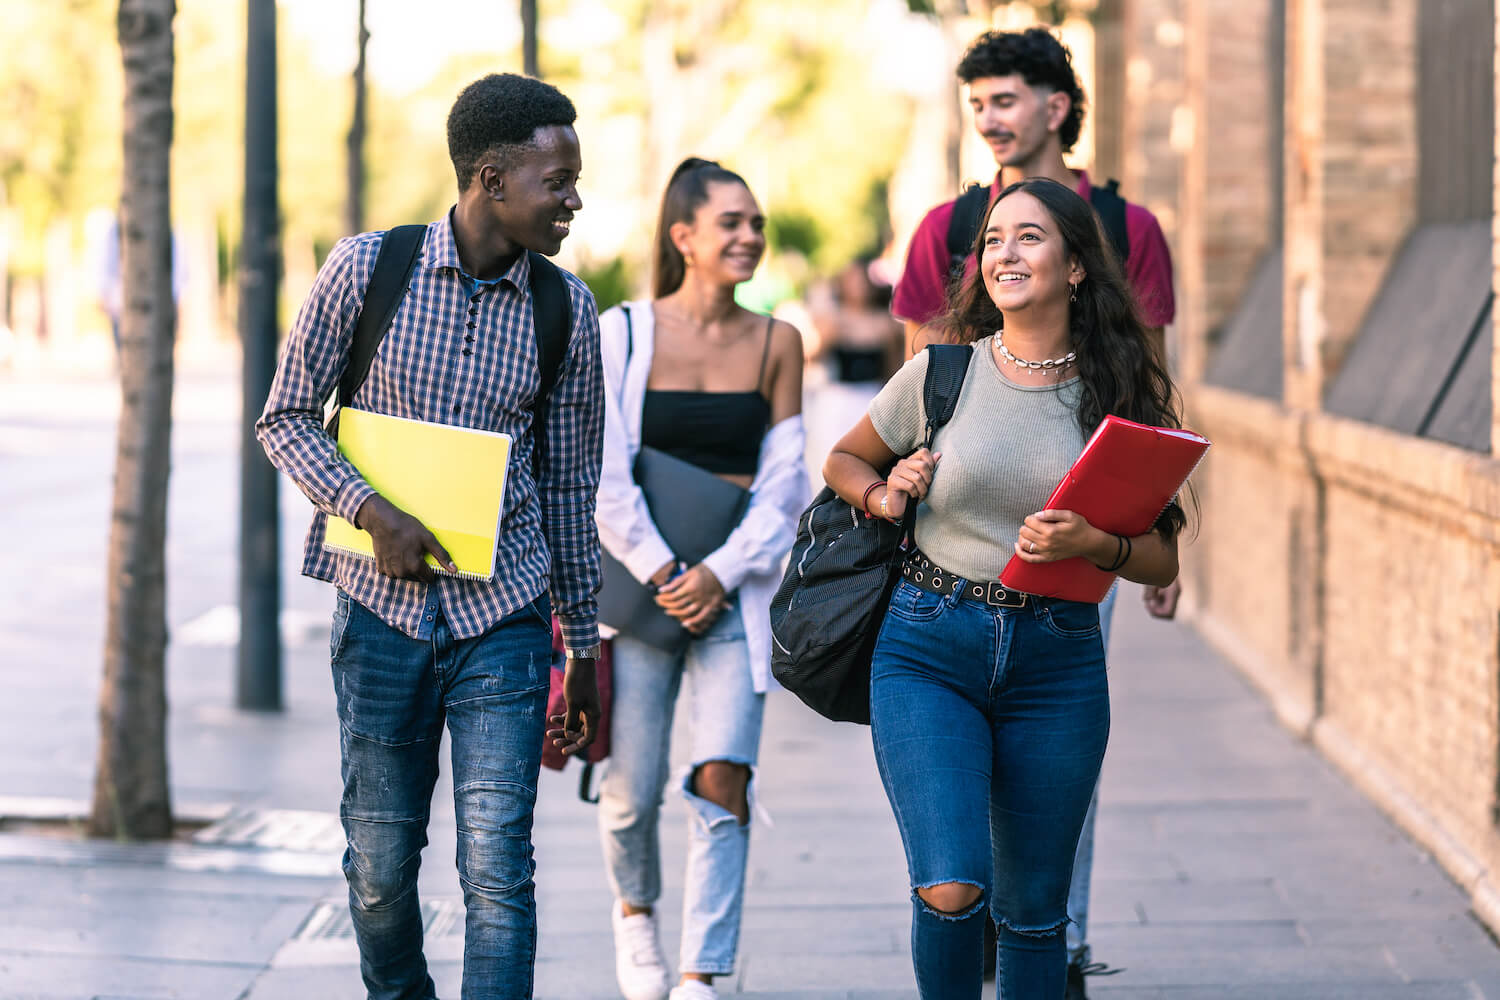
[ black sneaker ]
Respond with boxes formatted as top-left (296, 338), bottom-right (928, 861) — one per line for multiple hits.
top-left (1066, 960), bottom-right (1124, 999)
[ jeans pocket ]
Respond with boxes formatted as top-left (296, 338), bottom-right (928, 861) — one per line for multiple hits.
top-left (520, 593), bottom-right (552, 633)
top-left (1038, 600), bottom-right (1101, 640)
top-left (330, 591), bottom-right (353, 662)
top-left (886, 580), bottom-right (947, 623)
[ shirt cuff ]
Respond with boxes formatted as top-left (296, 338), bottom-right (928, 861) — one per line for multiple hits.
top-left (624, 534), bottom-right (677, 585)
top-left (701, 547), bottom-right (748, 596)
top-left (334, 475), bottom-right (377, 525)
top-left (557, 616), bottom-right (601, 654)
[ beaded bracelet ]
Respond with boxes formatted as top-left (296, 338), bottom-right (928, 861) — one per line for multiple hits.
top-left (861, 480), bottom-right (887, 519)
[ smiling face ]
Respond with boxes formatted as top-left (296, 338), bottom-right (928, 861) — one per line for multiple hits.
top-left (671, 181), bottom-right (766, 288)
top-left (980, 190), bottom-right (1084, 313)
top-left (488, 123), bottom-right (583, 256)
top-left (968, 74), bottom-right (1069, 171)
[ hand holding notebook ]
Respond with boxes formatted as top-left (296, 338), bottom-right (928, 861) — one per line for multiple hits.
top-left (999, 415), bottom-right (1210, 603)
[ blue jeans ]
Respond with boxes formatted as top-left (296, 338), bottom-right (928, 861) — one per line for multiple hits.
top-left (330, 591), bottom-right (553, 1000)
top-left (598, 603), bottom-right (764, 975)
top-left (871, 581), bottom-right (1110, 1000)
top-left (1066, 583), bottom-right (1115, 966)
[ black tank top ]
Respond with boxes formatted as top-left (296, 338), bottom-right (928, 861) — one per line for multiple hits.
top-left (641, 316), bottom-right (774, 476)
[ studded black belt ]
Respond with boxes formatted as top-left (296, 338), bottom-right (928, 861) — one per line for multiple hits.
top-left (901, 550), bottom-right (1029, 608)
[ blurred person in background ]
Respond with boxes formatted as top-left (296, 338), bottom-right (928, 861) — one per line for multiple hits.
top-left (593, 157), bottom-right (807, 1000)
top-left (803, 257), bottom-right (906, 490)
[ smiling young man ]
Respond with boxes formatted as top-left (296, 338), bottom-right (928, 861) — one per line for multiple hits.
top-left (891, 28), bottom-right (1178, 1000)
top-left (257, 73), bottom-right (604, 1000)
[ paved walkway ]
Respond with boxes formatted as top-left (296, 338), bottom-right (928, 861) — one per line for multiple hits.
top-left (2, 361), bottom-right (1499, 998)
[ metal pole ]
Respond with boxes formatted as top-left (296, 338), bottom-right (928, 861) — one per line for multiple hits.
top-left (237, 0), bottom-right (282, 710)
top-left (521, 0), bottom-right (540, 77)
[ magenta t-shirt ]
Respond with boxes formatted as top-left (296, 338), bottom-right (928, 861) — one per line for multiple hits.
top-left (891, 170), bottom-right (1176, 329)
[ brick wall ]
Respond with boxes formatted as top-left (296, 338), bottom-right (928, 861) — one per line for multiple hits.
top-left (1170, 0), bottom-right (1500, 933)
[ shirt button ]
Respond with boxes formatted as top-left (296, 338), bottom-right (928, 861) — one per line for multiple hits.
top-left (463, 348), bottom-right (473, 356)
top-left (453, 404), bottom-right (462, 414)
top-left (470, 294), bottom-right (481, 303)
top-left (464, 334), bottom-right (475, 343)
top-left (468, 307), bottom-right (478, 316)
top-left (425, 614), bottom-right (434, 622)
top-left (466, 321), bottom-right (476, 329)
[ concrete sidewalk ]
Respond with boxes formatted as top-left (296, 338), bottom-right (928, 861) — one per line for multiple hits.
top-left (2, 365), bottom-right (1499, 998)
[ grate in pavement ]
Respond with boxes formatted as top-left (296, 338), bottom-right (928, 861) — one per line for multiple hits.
top-left (294, 899), bottom-right (467, 941)
top-left (192, 807), bottom-right (345, 853)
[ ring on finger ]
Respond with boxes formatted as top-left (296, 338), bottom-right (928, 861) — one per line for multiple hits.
top-left (1028, 540), bottom-right (1036, 553)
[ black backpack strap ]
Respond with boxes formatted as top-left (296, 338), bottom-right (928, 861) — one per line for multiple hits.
top-left (526, 250), bottom-right (573, 481)
top-left (921, 343), bottom-right (974, 445)
top-left (899, 343), bottom-right (974, 547)
top-left (327, 224), bottom-right (427, 435)
top-left (945, 184), bottom-right (990, 283)
top-left (1089, 179), bottom-right (1131, 265)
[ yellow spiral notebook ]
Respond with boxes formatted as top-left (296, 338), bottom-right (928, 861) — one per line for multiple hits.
top-left (323, 408), bottom-right (511, 582)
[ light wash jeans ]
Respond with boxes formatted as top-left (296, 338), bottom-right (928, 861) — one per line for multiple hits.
top-left (330, 591), bottom-right (553, 1000)
top-left (1066, 583), bottom-right (1117, 966)
top-left (597, 602), bottom-right (764, 976)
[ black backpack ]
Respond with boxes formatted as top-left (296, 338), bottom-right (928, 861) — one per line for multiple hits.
top-left (945, 178), bottom-right (1131, 283)
top-left (325, 224), bottom-right (572, 483)
top-left (769, 343), bottom-right (973, 725)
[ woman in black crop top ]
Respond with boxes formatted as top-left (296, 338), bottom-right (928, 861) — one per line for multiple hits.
top-left (593, 158), bottom-right (807, 1000)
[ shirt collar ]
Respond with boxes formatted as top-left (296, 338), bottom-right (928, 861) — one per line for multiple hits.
top-left (426, 208), bottom-right (532, 294)
top-left (988, 168), bottom-right (1093, 199)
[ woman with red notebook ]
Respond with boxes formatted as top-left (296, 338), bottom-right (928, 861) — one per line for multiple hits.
top-left (822, 176), bottom-right (1192, 999)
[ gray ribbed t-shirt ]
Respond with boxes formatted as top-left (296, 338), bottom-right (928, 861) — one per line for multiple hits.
top-left (868, 336), bottom-right (1087, 585)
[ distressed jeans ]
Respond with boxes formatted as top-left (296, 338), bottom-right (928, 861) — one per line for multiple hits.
top-left (871, 580), bottom-right (1110, 1000)
top-left (330, 590), bottom-right (553, 1000)
top-left (597, 603), bottom-right (764, 975)
top-left (1066, 582), bottom-right (1116, 966)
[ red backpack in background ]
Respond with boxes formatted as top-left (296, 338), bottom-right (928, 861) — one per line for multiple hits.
top-left (541, 619), bottom-right (612, 802)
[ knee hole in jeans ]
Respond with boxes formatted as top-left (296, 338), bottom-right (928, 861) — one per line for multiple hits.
top-left (915, 881), bottom-right (984, 916)
top-left (689, 759), bottom-right (751, 824)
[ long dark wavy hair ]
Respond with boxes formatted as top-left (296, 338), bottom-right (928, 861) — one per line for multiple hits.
top-left (935, 177), bottom-right (1189, 539)
top-left (652, 157), bottom-right (751, 298)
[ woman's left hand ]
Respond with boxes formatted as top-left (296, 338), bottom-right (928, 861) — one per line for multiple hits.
top-left (1015, 509), bottom-right (1100, 562)
top-left (656, 564), bottom-right (728, 635)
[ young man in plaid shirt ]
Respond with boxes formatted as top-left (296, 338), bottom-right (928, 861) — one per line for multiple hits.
top-left (258, 73), bottom-right (603, 1000)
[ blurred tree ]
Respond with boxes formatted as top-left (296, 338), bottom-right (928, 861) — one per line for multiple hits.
top-left (89, 0), bottom-right (177, 841)
top-left (346, 0), bottom-right (369, 236)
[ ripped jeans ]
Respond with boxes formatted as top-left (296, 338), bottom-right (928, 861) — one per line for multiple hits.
top-left (871, 581), bottom-right (1109, 999)
top-left (598, 602), bottom-right (763, 975)
top-left (330, 591), bottom-right (553, 1000)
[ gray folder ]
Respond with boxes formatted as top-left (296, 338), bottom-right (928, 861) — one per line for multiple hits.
top-left (599, 445), bottom-right (752, 653)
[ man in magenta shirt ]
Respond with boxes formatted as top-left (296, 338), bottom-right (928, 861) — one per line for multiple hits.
top-left (892, 27), bottom-right (1179, 999)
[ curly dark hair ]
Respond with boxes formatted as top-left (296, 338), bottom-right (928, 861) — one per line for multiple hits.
top-left (446, 73), bottom-right (577, 191)
top-left (935, 177), bottom-right (1188, 540)
top-left (957, 28), bottom-right (1086, 154)
top-left (652, 157), bottom-right (752, 298)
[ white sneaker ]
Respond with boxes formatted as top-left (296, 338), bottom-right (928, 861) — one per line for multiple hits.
top-left (667, 982), bottom-right (718, 1000)
top-left (611, 903), bottom-right (671, 1000)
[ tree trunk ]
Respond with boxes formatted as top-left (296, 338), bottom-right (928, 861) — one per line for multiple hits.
top-left (521, 0), bottom-right (539, 77)
top-left (89, 0), bottom-right (177, 841)
top-left (237, 0), bottom-right (282, 711)
top-left (345, 0), bottom-right (368, 236)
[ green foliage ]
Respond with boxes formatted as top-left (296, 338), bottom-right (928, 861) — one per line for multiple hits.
top-left (574, 256), bottom-right (633, 313)
top-left (766, 210), bottom-right (821, 260)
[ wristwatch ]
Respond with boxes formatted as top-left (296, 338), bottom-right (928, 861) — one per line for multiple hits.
top-left (566, 643), bottom-right (603, 661)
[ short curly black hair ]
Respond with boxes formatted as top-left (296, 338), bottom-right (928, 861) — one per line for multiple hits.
top-left (956, 27), bottom-right (1086, 154)
top-left (446, 73), bottom-right (577, 190)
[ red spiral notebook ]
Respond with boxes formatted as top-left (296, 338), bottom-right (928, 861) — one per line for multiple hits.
top-left (999, 415), bottom-right (1211, 603)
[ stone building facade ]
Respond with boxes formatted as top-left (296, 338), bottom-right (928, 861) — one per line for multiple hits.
top-left (1101, 0), bottom-right (1500, 929)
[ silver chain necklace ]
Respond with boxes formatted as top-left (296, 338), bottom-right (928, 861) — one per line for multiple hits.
top-left (995, 329), bottom-right (1077, 372)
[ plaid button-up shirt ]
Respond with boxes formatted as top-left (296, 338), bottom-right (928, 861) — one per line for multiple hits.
top-left (256, 211), bottom-right (603, 650)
